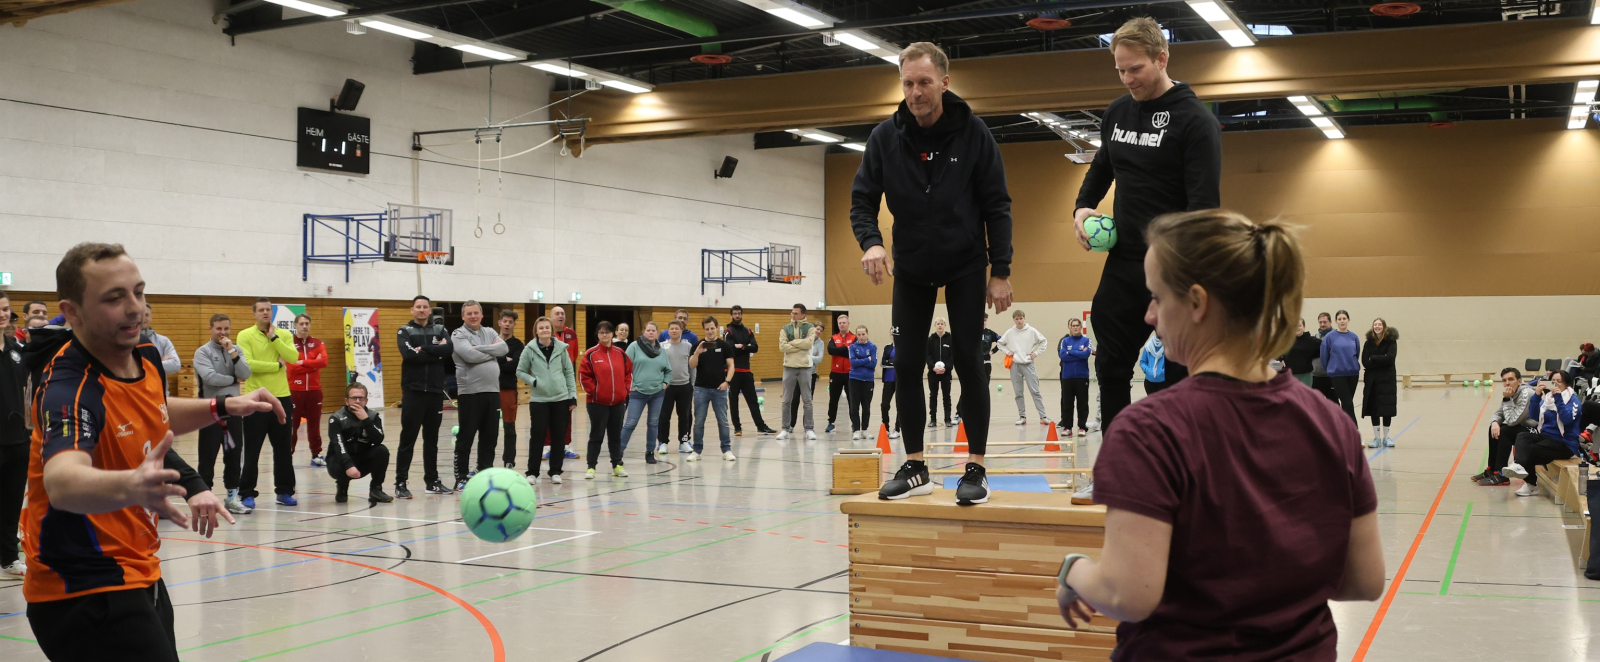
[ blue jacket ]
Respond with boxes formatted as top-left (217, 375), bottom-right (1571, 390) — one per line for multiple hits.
top-left (1529, 390), bottom-right (1585, 455)
top-left (1058, 334), bottom-right (1092, 379)
top-left (849, 341), bottom-right (878, 381)
top-left (881, 344), bottom-right (896, 383)
top-left (1320, 330), bottom-right (1361, 377)
top-left (1138, 335), bottom-right (1165, 383)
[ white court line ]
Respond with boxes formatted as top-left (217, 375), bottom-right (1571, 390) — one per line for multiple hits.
top-left (837, 639), bottom-right (850, 645)
top-left (456, 531), bottom-right (601, 563)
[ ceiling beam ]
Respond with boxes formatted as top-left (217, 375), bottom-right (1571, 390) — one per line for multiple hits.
top-left (558, 17), bottom-right (1600, 144)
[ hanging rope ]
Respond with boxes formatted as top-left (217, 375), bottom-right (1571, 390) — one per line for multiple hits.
top-left (474, 136), bottom-right (484, 238)
top-left (494, 135), bottom-right (506, 235)
top-left (418, 133), bottom-right (562, 163)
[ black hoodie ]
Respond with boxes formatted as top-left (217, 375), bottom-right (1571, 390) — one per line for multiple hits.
top-left (851, 90), bottom-right (1014, 287)
top-left (723, 320), bottom-right (758, 371)
top-left (1074, 82), bottom-right (1222, 260)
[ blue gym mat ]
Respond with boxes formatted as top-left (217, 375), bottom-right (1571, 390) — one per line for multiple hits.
top-left (774, 643), bottom-right (981, 662)
top-left (940, 474), bottom-right (1052, 492)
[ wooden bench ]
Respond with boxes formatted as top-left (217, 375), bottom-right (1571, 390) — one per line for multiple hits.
top-left (1402, 372), bottom-right (1496, 389)
top-left (1534, 458), bottom-right (1581, 511)
top-left (842, 491), bottom-right (1117, 661)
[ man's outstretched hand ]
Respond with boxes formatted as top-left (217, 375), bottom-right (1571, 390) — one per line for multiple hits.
top-left (861, 245), bottom-right (892, 285)
top-left (988, 277), bottom-right (1014, 314)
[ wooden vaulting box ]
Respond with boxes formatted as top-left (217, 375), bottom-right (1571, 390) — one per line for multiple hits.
top-left (841, 492), bottom-right (1114, 661)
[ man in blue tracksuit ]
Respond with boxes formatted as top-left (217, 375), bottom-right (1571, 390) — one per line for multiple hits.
top-left (1057, 318), bottom-right (1093, 436)
top-left (847, 326), bottom-right (879, 440)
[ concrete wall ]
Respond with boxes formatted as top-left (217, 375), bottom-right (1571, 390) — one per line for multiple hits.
top-left (0, 0), bottom-right (826, 309)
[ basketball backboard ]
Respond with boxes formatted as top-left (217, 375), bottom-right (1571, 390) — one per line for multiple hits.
top-left (767, 243), bottom-right (801, 284)
top-left (383, 203), bottom-right (453, 264)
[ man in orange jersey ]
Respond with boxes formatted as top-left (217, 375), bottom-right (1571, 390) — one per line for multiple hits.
top-left (22, 242), bottom-right (284, 661)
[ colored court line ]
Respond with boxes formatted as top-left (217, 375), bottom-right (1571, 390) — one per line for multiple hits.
top-left (1367, 417), bottom-right (1420, 462)
top-left (1349, 392), bottom-right (1493, 662)
top-left (164, 537), bottom-right (505, 662)
top-left (1437, 501), bottom-right (1473, 595)
top-left (1400, 590), bottom-right (1600, 603)
top-left (730, 613), bottom-right (849, 662)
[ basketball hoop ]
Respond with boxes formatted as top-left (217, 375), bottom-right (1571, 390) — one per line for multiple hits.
top-left (782, 274), bottom-right (806, 284)
top-left (418, 250), bottom-right (450, 272)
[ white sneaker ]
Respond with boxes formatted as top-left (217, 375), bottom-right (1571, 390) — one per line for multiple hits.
top-left (657, 445), bottom-right (668, 455)
top-left (551, 474), bottom-right (563, 485)
top-left (224, 496), bottom-right (252, 515)
top-left (1071, 480), bottom-right (1095, 505)
top-left (1, 560), bottom-right (24, 580)
top-left (1515, 481), bottom-right (1540, 497)
top-left (687, 453), bottom-right (701, 462)
top-left (851, 431), bottom-right (862, 440)
top-left (723, 451), bottom-right (737, 461)
top-left (1014, 418), bottom-right (1026, 426)
top-left (613, 466), bottom-right (628, 478)
top-left (1076, 428), bottom-right (1087, 438)
top-left (1502, 463), bottom-right (1528, 479)
top-left (776, 430), bottom-right (789, 440)
top-left (1088, 419), bottom-right (1100, 431)
top-left (1041, 417), bottom-right (1052, 425)
top-left (888, 430), bottom-right (901, 439)
top-left (805, 430), bottom-right (817, 441)
top-left (680, 441), bottom-right (694, 453)
top-left (526, 474), bottom-right (539, 485)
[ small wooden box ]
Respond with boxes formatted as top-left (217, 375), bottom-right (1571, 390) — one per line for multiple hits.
top-left (832, 448), bottom-right (882, 495)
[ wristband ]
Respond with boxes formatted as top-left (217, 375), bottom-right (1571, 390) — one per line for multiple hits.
top-left (210, 396), bottom-right (224, 422)
top-left (1057, 553), bottom-right (1089, 589)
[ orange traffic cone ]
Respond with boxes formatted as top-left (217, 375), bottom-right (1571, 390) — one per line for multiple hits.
top-left (876, 424), bottom-right (893, 455)
top-left (954, 422), bottom-right (968, 454)
top-left (1044, 424), bottom-right (1061, 452)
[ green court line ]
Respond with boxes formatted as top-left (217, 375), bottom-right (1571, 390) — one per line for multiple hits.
top-left (191, 495), bottom-right (848, 656)
top-left (729, 613), bottom-right (849, 662)
top-left (1438, 501), bottom-right (1473, 595)
top-left (0, 633), bottom-right (37, 644)
top-left (1399, 590), bottom-right (1600, 604)
top-left (239, 608), bottom-right (454, 661)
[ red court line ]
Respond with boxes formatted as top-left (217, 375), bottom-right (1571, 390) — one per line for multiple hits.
top-left (165, 537), bottom-right (505, 662)
top-left (1350, 392), bottom-right (1493, 662)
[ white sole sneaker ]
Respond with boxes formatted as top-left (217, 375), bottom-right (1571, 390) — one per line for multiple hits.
top-left (723, 452), bottom-right (737, 461)
top-left (1502, 463), bottom-right (1528, 479)
top-left (776, 431), bottom-right (789, 440)
top-left (551, 475), bottom-right (563, 485)
top-left (805, 430), bottom-right (817, 440)
top-left (687, 453), bottom-right (701, 462)
top-left (526, 475), bottom-right (539, 485)
top-left (888, 431), bottom-right (900, 439)
top-left (851, 432), bottom-right (862, 440)
top-left (1515, 482), bottom-right (1539, 497)
top-left (1014, 419), bottom-right (1026, 426)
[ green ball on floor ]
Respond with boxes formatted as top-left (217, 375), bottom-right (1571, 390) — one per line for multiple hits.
top-left (758, 396), bottom-right (765, 405)
top-left (460, 468), bottom-right (537, 543)
top-left (996, 384), bottom-right (1003, 392)
top-left (452, 425), bottom-right (460, 435)
top-left (1462, 380), bottom-right (1471, 387)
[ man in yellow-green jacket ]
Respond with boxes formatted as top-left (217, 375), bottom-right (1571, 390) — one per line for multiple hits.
top-left (237, 298), bottom-right (302, 508)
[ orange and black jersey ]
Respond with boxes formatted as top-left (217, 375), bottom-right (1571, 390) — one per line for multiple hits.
top-left (22, 336), bottom-right (207, 603)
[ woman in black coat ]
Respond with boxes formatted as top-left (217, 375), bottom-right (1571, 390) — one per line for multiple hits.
top-left (1361, 318), bottom-right (1398, 449)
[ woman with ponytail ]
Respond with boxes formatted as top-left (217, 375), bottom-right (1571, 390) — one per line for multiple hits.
top-left (1056, 210), bottom-right (1384, 660)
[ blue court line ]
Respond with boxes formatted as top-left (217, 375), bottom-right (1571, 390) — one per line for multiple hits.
top-left (165, 558), bottom-right (317, 588)
top-left (1369, 416), bottom-right (1421, 462)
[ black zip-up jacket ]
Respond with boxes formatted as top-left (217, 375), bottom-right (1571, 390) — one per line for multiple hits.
top-left (980, 328), bottom-right (1001, 364)
top-left (0, 336), bottom-right (28, 446)
top-left (723, 321), bottom-right (758, 371)
top-left (498, 336), bottom-right (525, 391)
top-left (397, 320), bottom-right (454, 394)
top-left (926, 333), bottom-right (954, 370)
top-left (850, 90), bottom-right (1014, 286)
top-left (1075, 82), bottom-right (1222, 260)
top-left (326, 406), bottom-right (385, 471)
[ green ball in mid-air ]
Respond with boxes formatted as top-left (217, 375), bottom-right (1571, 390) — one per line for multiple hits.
top-left (758, 396), bottom-right (765, 406)
top-left (1084, 214), bottom-right (1118, 253)
top-left (451, 425), bottom-right (460, 436)
top-left (460, 468), bottom-right (537, 543)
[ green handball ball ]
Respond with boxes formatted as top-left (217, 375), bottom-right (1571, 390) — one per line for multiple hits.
top-left (460, 468), bottom-right (537, 543)
top-left (1084, 214), bottom-right (1118, 253)
top-left (758, 396), bottom-right (765, 405)
top-left (1462, 380), bottom-right (1471, 387)
top-left (996, 384), bottom-right (1004, 392)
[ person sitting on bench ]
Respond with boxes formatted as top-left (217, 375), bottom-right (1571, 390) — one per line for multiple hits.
top-left (1473, 367), bottom-right (1537, 486)
top-left (1502, 369), bottom-right (1584, 497)
top-left (327, 383), bottom-right (393, 504)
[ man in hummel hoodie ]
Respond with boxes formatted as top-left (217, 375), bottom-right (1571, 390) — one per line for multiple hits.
top-left (395, 295), bottom-right (454, 498)
top-left (1072, 17), bottom-right (1219, 442)
top-left (852, 41), bottom-right (1014, 506)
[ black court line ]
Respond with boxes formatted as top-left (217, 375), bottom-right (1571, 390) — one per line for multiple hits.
top-left (793, 569), bottom-right (849, 589)
top-left (759, 613), bottom-right (848, 662)
top-left (0, 98), bottom-right (822, 221)
top-left (572, 590), bottom-right (782, 662)
top-left (159, 529), bottom-right (354, 562)
top-left (169, 532), bottom-right (414, 607)
top-left (299, 504), bottom-right (375, 522)
top-left (317, 551), bottom-right (849, 596)
top-left (538, 476), bottom-right (704, 508)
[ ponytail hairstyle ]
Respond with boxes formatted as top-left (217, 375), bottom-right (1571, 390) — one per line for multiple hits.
top-left (1146, 210), bottom-right (1305, 366)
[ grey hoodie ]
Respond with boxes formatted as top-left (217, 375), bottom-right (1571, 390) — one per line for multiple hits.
top-left (452, 324), bottom-right (508, 395)
top-left (1490, 384), bottom-right (1537, 430)
top-left (193, 339), bottom-right (252, 398)
top-left (661, 337), bottom-right (694, 385)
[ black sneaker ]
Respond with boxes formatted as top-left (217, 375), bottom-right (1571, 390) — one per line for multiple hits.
top-left (1468, 468), bottom-right (1491, 482)
top-left (335, 481), bottom-right (349, 504)
top-left (878, 461), bottom-right (932, 500)
top-left (455, 478), bottom-right (468, 492)
top-left (945, 419), bottom-right (956, 428)
top-left (955, 463), bottom-right (989, 505)
top-left (757, 427), bottom-right (778, 435)
top-left (645, 453), bottom-right (658, 465)
top-left (369, 487), bottom-right (394, 503)
top-left (426, 480), bottom-right (452, 495)
top-left (395, 483), bottom-right (413, 499)
top-left (1477, 472), bottom-right (1509, 486)
top-left (504, 461), bottom-right (515, 469)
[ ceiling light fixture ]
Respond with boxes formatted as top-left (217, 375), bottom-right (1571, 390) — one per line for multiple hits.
top-left (738, 0), bottom-right (835, 29)
top-left (832, 30), bottom-right (901, 63)
top-left (361, 20), bottom-right (432, 40)
top-left (841, 142), bottom-right (867, 152)
top-left (452, 44), bottom-right (521, 61)
top-left (265, 0), bottom-right (346, 17)
top-left (786, 128), bottom-right (846, 144)
top-left (525, 61), bottom-right (654, 94)
top-left (1287, 96), bottom-right (1344, 139)
top-left (1183, 0), bottom-right (1256, 47)
top-left (1572, 81), bottom-right (1598, 130)
top-left (1569, 105), bottom-right (1592, 130)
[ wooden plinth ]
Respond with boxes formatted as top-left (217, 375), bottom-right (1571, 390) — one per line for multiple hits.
top-left (833, 449), bottom-right (884, 495)
top-left (841, 491), bottom-right (1113, 661)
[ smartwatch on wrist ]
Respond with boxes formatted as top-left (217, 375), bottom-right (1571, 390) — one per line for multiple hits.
top-left (1057, 552), bottom-right (1089, 591)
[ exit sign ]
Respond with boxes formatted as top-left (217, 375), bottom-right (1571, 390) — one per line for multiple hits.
top-left (0, 272), bottom-right (10, 286)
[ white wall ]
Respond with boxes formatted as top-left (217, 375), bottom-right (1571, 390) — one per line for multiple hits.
top-left (0, 0), bottom-right (826, 309)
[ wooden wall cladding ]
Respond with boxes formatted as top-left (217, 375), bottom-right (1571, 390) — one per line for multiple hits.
top-left (637, 306), bottom-right (814, 381)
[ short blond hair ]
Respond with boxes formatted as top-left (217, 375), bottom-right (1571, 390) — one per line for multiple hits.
top-left (1109, 17), bottom-right (1168, 60)
top-left (898, 42), bottom-right (949, 76)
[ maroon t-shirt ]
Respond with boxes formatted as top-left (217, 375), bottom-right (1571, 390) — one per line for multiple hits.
top-left (1094, 370), bottom-right (1376, 661)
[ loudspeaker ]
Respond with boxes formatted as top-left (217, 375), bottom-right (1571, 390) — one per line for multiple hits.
top-left (332, 79), bottom-right (365, 112)
top-left (714, 156), bottom-right (739, 179)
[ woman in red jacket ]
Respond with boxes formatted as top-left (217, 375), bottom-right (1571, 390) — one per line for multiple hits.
top-left (289, 313), bottom-right (330, 467)
top-left (580, 321), bottom-right (633, 479)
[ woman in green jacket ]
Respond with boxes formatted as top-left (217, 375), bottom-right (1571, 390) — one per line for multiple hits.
top-left (517, 316), bottom-right (577, 484)
top-left (620, 321), bottom-right (674, 463)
